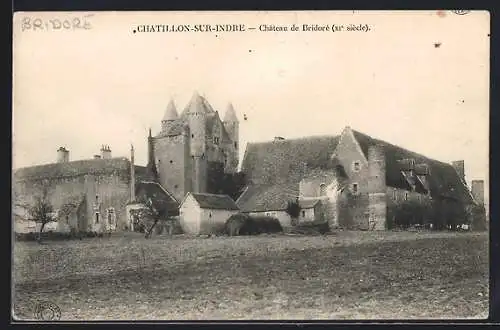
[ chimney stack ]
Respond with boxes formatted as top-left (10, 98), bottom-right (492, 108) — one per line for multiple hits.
top-left (93, 155), bottom-right (101, 159)
top-left (56, 147), bottom-right (70, 163)
top-left (130, 144), bottom-right (136, 202)
top-left (100, 145), bottom-right (112, 159)
top-left (452, 160), bottom-right (465, 183)
top-left (471, 180), bottom-right (485, 206)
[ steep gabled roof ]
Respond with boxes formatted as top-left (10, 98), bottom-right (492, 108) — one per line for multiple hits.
top-left (223, 103), bottom-right (238, 122)
top-left (188, 193), bottom-right (239, 210)
top-left (298, 198), bottom-right (321, 209)
top-left (241, 135), bottom-right (341, 185)
top-left (236, 183), bottom-right (299, 213)
top-left (14, 157), bottom-right (131, 181)
top-left (135, 181), bottom-right (179, 215)
top-left (351, 129), bottom-right (474, 204)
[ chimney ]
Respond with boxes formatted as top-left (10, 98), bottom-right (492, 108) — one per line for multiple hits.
top-left (93, 155), bottom-right (101, 159)
top-left (471, 180), bottom-right (485, 206)
top-left (451, 160), bottom-right (465, 183)
top-left (130, 144), bottom-right (136, 202)
top-left (274, 136), bottom-right (285, 141)
top-left (100, 145), bottom-right (112, 159)
top-left (57, 147), bottom-right (69, 163)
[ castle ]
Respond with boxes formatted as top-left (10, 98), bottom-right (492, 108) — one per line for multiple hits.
top-left (148, 92), bottom-right (239, 202)
top-left (13, 93), bottom-right (486, 234)
top-left (237, 127), bottom-right (486, 231)
top-left (13, 92), bottom-right (239, 233)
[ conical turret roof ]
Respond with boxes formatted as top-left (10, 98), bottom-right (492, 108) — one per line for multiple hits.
top-left (162, 100), bottom-right (179, 121)
top-left (223, 102), bottom-right (239, 122)
top-left (185, 91), bottom-right (209, 115)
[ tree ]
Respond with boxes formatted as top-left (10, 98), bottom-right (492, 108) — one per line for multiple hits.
top-left (286, 198), bottom-right (301, 226)
top-left (140, 198), bottom-right (169, 239)
top-left (28, 193), bottom-right (56, 243)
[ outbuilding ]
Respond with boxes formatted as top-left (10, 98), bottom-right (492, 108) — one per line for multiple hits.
top-left (179, 192), bottom-right (239, 235)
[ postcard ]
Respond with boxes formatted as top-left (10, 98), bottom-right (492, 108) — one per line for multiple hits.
top-left (12, 10), bottom-right (489, 321)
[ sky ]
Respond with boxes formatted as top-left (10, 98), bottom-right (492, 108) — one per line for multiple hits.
top-left (12, 11), bottom-right (490, 201)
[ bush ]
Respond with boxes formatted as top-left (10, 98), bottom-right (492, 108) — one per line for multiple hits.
top-left (225, 214), bottom-right (283, 236)
top-left (290, 222), bottom-right (330, 235)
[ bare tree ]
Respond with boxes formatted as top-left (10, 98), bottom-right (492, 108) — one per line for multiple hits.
top-left (141, 198), bottom-right (168, 239)
top-left (28, 192), bottom-right (56, 243)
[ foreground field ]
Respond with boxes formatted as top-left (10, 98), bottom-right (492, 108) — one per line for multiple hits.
top-left (13, 231), bottom-right (489, 320)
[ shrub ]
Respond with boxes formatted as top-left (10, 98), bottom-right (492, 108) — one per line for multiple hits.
top-left (291, 221), bottom-right (330, 235)
top-left (225, 214), bottom-right (283, 236)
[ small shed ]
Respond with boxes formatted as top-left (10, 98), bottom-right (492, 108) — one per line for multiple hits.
top-left (179, 193), bottom-right (239, 235)
top-left (297, 198), bottom-right (323, 224)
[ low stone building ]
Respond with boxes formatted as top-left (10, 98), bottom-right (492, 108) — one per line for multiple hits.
top-left (13, 145), bottom-right (155, 234)
top-left (240, 126), bottom-right (485, 231)
top-left (179, 192), bottom-right (239, 235)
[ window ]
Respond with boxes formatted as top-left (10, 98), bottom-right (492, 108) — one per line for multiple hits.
top-left (352, 183), bottom-right (358, 194)
top-left (209, 212), bottom-right (212, 218)
top-left (107, 208), bottom-right (116, 225)
top-left (393, 189), bottom-right (397, 200)
top-left (234, 142), bottom-right (237, 148)
top-left (353, 161), bottom-right (361, 172)
top-left (319, 183), bottom-right (327, 196)
top-left (302, 210), bottom-right (306, 217)
top-left (214, 137), bottom-right (220, 145)
top-left (404, 192), bottom-right (409, 201)
top-left (417, 194), bottom-right (421, 202)
top-left (95, 212), bottom-right (100, 224)
top-left (169, 160), bottom-right (173, 164)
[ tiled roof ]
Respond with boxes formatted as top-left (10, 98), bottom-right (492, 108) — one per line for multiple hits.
top-left (351, 130), bottom-right (475, 204)
top-left (14, 158), bottom-right (131, 181)
top-left (241, 136), bottom-right (341, 185)
top-left (298, 198), bottom-right (321, 209)
top-left (135, 181), bottom-right (179, 215)
top-left (236, 183), bottom-right (300, 213)
top-left (189, 193), bottom-right (239, 210)
top-left (223, 103), bottom-right (238, 122)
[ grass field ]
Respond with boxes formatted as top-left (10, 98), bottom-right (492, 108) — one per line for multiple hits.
top-left (12, 231), bottom-right (489, 320)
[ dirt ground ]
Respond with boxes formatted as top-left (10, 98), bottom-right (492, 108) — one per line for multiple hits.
top-left (12, 231), bottom-right (489, 320)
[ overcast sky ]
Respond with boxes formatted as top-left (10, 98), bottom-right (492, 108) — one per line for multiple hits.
top-left (13, 11), bottom-right (489, 199)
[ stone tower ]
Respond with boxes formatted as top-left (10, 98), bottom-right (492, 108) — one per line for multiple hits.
top-left (223, 102), bottom-right (239, 172)
top-left (367, 144), bottom-right (387, 230)
top-left (185, 92), bottom-right (208, 193)
top-left (161, 100), bottom-right (179, 133)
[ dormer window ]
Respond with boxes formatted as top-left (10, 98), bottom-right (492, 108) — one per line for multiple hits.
top-left (353, 161), bottom-right (361, 172)
top-left (319, 183), bottom-right (327, 196)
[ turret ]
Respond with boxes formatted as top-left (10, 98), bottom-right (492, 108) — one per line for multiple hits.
top-left (161, 100), bottom-right (179, 133)
top-left (223, 102), bottom-right (240, 171)
top-left (185, 91), bottom-right (208, 157)
top-left (146, 129), bottom-right (159, 182)
top-left (185, 91), bottom-right (209, 193)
